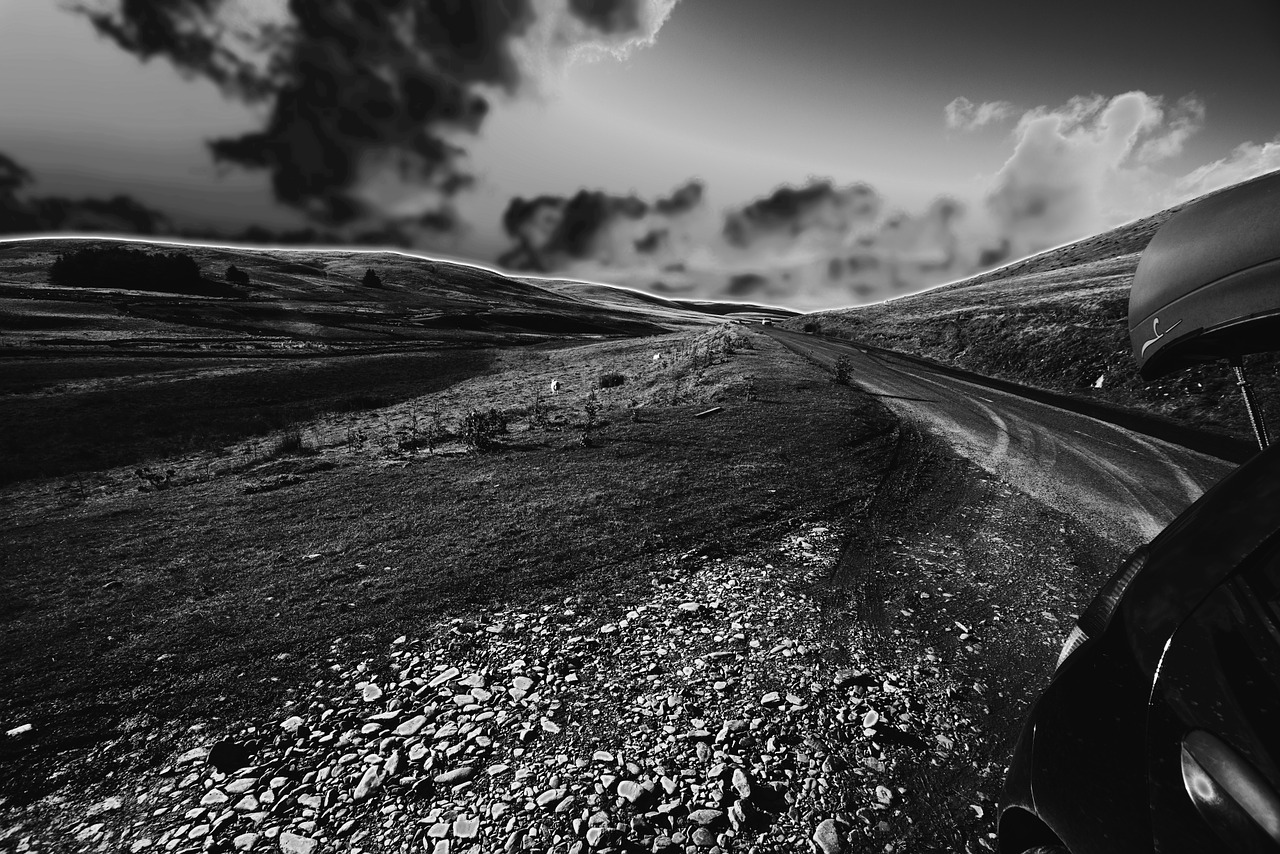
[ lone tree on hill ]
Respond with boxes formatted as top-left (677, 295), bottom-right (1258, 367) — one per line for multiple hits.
top-left (362, 268), bottom-right (382, 288)
top-left (225, 265), bottom-right (250, 285)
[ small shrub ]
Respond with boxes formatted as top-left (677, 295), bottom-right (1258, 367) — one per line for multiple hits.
top-left (225, 265), bottom-right (250, 285)
top-left (530, 389), bottom-right (553, 427)
top-left (362, 268), bottom-right (383, 288)
top-left (462, 408), bottom-right (508, 451)
top-left (833, 356), bottom-right (852, 386)
top-left (584, 391), bottom-right (600, 428)
top-left (398, 409), bottom-right (445, 452)
top-left (134, 467), bottom-right (176, 492)
top-left (271, 428), bottom-right (309, 457)
top-left (599, 372), bottom-right (626, 389)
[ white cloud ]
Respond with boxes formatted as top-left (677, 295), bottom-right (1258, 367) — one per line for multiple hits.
top-left (1172, 137), bottom-right (1280, 199)
top-left (1135, 95), bottom-right (1206, 162)
top-left (944, 96), bottom-right (1016, 131)
top-left (984, 91), bottom-right (1163, 256)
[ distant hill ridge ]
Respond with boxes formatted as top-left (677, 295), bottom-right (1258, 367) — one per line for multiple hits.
top-left (0, 237), bottom-right (782, 345)
top-left (794, 174), bottom-right (1280, 444)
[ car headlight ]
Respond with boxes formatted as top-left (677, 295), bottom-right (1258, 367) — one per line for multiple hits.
top-left (1054, 545), bottom-right (1149, 670)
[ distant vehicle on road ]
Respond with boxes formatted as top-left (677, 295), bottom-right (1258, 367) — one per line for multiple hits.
top-left (761, 319), bottom-right (773, 326)
top-left (999, 170), bottom-right (1280, 853)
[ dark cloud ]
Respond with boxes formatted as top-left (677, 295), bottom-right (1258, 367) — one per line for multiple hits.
top-left (0, 148), bottom-right (428, 248)
top-left (67, 0), bottom-right (680, 239)
top-left (501, 182), bottom-right (707, 271)
top-left (654, 179), bottom-right (704, 216)
top-left (497, 175), bottom-right (994, 309)
top-left (726, 272), bottom-right (770, 297)
top-left (92, 0), bottom-right (530, 227)
top-left (722, 179), bottom-right (880, 248)
top-left (31, 195), bottom-right (172, 234)
top-left (634, 228), bottom-right (668, 254)
top-left (0, 152), bottom-right (33, 195)
top-left (0, 150), bottom-right (173, 235)
top-left (569, 0), bottom-right (642, 32)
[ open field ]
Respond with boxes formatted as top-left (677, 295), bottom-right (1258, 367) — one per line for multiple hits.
top-left (794, 202), bottom-right (1280, 444)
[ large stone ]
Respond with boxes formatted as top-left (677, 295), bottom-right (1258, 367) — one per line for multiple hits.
top-left (394, 715), bottom-right (428, 737)
top-left (452, 815), bottom-right (479, 839)
top-left (200, 789), bottom-right (229, 807)
top-left (731, 768), bottom-right (752, 799)
top-left (536, 787), bottom-right (568, 808)
top-left (226, 778), bottom-right (257, 795)
top-left (176, 747), bottom-right (208, 765)
top-left (811, 819), bottom-right (843, 854)
top-left (686, 809), bottom-right (726, 828)
top-left (429, 667), bottom-right (461, 688)
top-left (434, 766), bottom-right (478, 786)
top-left (278, 833), bottom-right (318, 854)
top-left (353, 766), bottom-right (386, 802)
top-left (616, 780), bottom-right (644, 803)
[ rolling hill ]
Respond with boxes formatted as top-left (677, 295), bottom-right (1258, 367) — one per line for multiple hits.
top-left (0, 237), bottom-right (753, 349)
top-left (790, 177), bottom-right (1280, 444)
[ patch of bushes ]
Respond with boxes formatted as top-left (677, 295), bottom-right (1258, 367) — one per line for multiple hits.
top-left (599, 372), bottom-right (626, 389)
top-left (461, 409), bottom-right (508, 451)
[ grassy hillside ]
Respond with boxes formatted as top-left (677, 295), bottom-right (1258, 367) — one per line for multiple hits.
top-left (792, 196), bottom-right (1280, 443)
top-left (0, 237), bottom-right (730, 347)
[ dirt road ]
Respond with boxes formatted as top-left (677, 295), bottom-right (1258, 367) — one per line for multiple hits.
top-left (765, 328), bottom-right (1237, 550)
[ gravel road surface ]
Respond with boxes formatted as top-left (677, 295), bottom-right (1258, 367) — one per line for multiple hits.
top-left (765, 328), bottom-right (1237, 549)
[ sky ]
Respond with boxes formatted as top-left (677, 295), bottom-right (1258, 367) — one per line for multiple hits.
top-left (1, 0), bottom-right (1278, 310)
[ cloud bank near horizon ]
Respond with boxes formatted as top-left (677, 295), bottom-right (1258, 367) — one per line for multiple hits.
top-left (495, 91), bottom-right (1280, 309)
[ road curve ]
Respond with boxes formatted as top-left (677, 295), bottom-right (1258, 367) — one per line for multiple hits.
top-left (765, 328), bottom-right (1237, 549)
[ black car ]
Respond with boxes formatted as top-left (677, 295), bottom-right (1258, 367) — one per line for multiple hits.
top-left (998, 169), bottom-right (1280, 853)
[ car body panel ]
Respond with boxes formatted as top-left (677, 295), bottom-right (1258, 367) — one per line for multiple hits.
top-left (1146, 554), bottom-right (1280, 852)
top-left (1000, 445), bottom-right (1280, 852)
top-left (1129, 169), bottom-right (1280, 379)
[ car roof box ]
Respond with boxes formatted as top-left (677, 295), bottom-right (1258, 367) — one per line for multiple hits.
top-left (1129, 169), bottom-right (1280, 380)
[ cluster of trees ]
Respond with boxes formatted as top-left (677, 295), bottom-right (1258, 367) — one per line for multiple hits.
top-left (48, 246), bottom-right (241, 297)
top-left (45, 246), bottom-right (388, 297)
